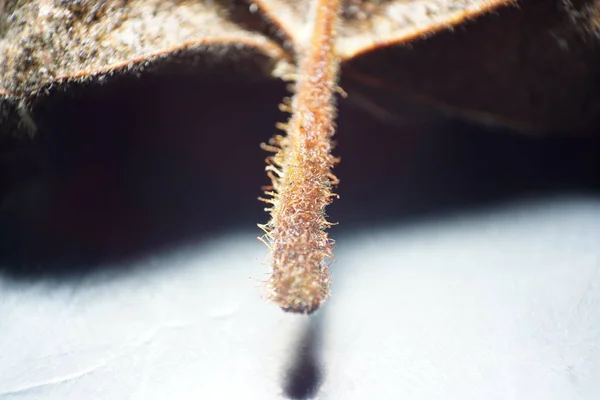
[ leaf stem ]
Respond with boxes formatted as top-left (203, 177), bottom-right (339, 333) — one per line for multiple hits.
top-left (261, 0), bottom-right (342, 314)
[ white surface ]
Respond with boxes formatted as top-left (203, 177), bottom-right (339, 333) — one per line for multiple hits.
top-left (1, 197), bottom-right (600, 399)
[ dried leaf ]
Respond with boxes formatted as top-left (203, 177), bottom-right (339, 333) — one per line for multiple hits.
top-left (0, 0), bottom-right (290, 134)
top-left (342, 0), bottom-right (600, 133)
top-left (2, 0), bottom-right (599, 135)
top-left (1, 0), bottom-right (518, 136)
top-left (255, 0), bottom-right (511, 58)
top-left (0, 0), bottom-right (288, 95)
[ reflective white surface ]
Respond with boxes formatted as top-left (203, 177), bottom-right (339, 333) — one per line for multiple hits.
top-left (1, 198), bottom-right (599, 399)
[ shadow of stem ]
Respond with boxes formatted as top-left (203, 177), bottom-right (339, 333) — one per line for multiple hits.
top-left (283, 312), bottom-right (326, 400)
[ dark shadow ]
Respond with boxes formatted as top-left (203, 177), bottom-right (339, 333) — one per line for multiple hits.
top-left (329, 93), bottom-right (600, 231)
top-left (0, 65), bottom-right (599, 280)
top-left (283, 316), bottom-right (325, 400)
top-left (0, 68), bottom-right (287, 279)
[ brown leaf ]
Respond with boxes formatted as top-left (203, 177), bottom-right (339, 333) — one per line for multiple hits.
top-left (255, 0), bottom-right (510, 59)
top-left (3, 0), bottom-right (599, 135)
top-left (0, 0), bottom-right (290, 135)
top-left (342, 0), bottom-right (600, 133)
top-left (1, 0), bottom-right (520, 137)
top-left (0, 0), bottom-right (287, 96)
top-left (246, 0), bottom-right (600, 133)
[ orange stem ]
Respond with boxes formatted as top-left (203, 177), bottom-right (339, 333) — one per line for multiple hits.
top-left (261, 0), bottom-right (342, 314)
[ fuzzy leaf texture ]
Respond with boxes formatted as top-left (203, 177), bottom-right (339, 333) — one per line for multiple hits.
top-left (2, 0), bottom-right (599, 135)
